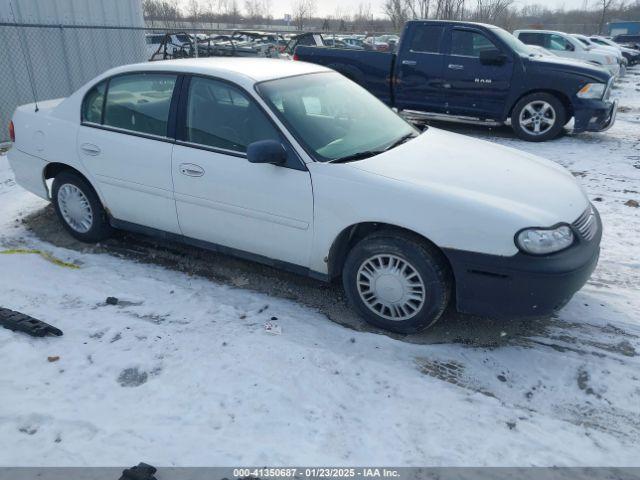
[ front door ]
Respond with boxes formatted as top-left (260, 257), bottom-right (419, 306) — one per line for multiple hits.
top-left (77, 72), bottom-right (181, 233)
top-left (442, 27), bottom-right (514, 119)
top-left (171, 76), bottom-right (314, 268)
top-left (394, 23), bottom-right (447, 113)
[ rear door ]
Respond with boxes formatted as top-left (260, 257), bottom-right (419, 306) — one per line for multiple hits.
top-left (77, 72), bottom-right (181, 234)
top-left (394, 23), bottom-right (447, 113)
top-left (441, 27), bottom-right (514, 119)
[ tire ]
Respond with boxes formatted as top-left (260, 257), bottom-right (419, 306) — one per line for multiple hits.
top-left (52, 171), bottom-right (112, 243)
top-left (511, 93), bottom-right (566, 142)
top-left (342, 230), bottom-right (452, 334)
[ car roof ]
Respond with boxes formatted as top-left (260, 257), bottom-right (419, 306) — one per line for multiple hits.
top-left (104, 58), bottom-right (331, 84)
top-left (515, 29), bottom-right (567, 35)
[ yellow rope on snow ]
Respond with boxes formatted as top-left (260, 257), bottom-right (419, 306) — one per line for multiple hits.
top-left (0, 249), bottom-right (80, 269)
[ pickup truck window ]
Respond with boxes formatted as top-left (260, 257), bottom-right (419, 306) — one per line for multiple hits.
top-left (184, 76), bottom-right (280, 153)
top-left (549, 34), bottom-right (571, 51)
top-left (103, 73), bottom-right (177, 137)
top-left (450, 30), bottom-right (497, 57)
top-left (409, 26), bottom-right (444, 53)
top-left (82, 81), bottom-right (106, 124)
top-left (517, 32), bottom-right (546, 47)
top-left (257, 72), bottom-right (416, 162)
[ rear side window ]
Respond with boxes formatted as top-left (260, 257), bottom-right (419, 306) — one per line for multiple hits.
top-left (82, 81), bottom-right (106, 124)
top-left (450, 30), bottom-right (497, 57)
top-left (103, 73), bottom-right (177, 137)
top-left (184, 76), bottom-right (280, 153)
top-left (517, 32), bottom-right (546, 47)
top-left (409, 26), bottom-right (444, 53)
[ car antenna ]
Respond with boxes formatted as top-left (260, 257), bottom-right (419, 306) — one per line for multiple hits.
top-left (9, 0), bottom-right (39, 112)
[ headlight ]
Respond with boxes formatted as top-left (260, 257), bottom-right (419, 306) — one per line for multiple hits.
top-left (516, 225), bottom-right (574, 255)
top-left (577, 83), bottom-right (606, 99)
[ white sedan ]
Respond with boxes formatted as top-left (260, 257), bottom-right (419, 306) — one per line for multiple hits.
top-left (7, 58), bottom-right (601, 333)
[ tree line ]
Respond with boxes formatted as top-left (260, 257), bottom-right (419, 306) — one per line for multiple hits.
top-left (143, 0), bottom-right (640, 33)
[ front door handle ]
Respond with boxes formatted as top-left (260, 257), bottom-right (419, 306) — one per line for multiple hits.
top-left (80, 143), bottom-right (101, 156)
top-left (448, 64), bottom-right (464, 70)
top-left (402, 60), bottom-right (417, 66)
top-left (179, 163), bottom-right (205, 177)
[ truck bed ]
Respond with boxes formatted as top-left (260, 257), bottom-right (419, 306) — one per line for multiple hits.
top-left (294, 46), bottom-right (395, 105)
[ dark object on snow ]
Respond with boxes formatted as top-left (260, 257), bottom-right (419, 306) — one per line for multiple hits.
top-left (106, 296), bottom-right (119, 305)
top-left (119, 463), bottom-right (157, 480)
top-left (0, 308), bottom-right (63, 337)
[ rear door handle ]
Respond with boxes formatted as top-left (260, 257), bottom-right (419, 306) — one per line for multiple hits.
top-left (80, 143), bottom-right (101, 156)
top-left (448, 64), bottom-right (464, 70)
top-left (179, 163), bottom-right (205, 177)
top-left (402, 60), bottom-right (417, 66)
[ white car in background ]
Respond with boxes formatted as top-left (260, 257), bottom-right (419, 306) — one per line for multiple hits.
top-left (6, 59), bottom-right (601, 333)
top-left (571, 34), bottom-right (626, 70)
top-left (514, 29), bottom-right (620, 76)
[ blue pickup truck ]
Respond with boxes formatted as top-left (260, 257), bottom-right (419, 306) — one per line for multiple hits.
top-left (294, 20), bottom-right (618, 142)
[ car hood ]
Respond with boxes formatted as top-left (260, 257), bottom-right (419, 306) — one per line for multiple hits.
top-left (347, 128), bottom-right (588, 226)
top-left (526, 55), bottom-right (610, 81)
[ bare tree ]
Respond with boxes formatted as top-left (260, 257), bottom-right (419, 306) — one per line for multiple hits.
top-left (383, 0), bottom-right (409, 29)
top-left (472, 0), bottom-right (513, 24)
top-left (405, 0), bottom-right (431, 19)
top-left (353, 2), bottom-right (374, 31)
top-left (187, 0), bottom-right (202, 20)
top-left (595, 0), bottom-right (616, 33)
top-left (291, 0), bottom-right (317, 30)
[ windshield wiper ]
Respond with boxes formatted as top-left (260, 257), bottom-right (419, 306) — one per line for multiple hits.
top-left (382, 133), bottom-right (417, 152)
top-left (329, 133), bottom-right (418, 164)
top-left (329, 150), bottom-right (384, 164)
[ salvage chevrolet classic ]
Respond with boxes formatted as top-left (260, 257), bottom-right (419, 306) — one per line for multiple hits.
top-left (7, 58), bottom-right (601, 333)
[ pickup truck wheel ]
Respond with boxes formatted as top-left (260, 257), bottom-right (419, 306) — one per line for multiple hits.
top-left (342, 231), bottom-right (451, 334)
top-left (52, 171), bottom-right (112, 243)
top-left (511, 93), bottom-right (566, 142)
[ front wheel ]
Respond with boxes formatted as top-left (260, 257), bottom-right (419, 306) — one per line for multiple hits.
top-left (342, 231), bottom-right (452, 334)
top-left (511, 93), bottom-right (566, 142)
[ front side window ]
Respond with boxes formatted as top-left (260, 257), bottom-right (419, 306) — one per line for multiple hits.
top-left (184, 76), bottom-right (280, 153)
top-left (549, 34), bottom-right (570, 51)
top-left (103, 73), bottom-right (177, 137)
top-left (409, 25), bottom-right (444, 54)
top-left (82, 81), bottom-right (106, 124)
top-left (257, 72), bottom-right (416, 162)
top-left (450, 30), bottom-right (497, 57)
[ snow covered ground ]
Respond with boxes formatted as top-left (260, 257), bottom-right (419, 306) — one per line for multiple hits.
top-left (0, 68), bottom-right (639, 467)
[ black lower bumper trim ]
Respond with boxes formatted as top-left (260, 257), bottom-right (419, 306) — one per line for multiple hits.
top-left (443, 213), bottom-right (602, 319)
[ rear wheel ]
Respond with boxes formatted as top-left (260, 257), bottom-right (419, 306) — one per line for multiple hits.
top-left (511, 93), bottom-right (566, 142)
top-left (52, 171), bottom-right (112, 243)
top-left (342, 231), bottom-right (452, 333)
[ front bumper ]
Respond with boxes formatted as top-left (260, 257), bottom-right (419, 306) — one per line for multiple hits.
top-left (443, 208), bottom-right (602, 320)
top-left (573, 98), bottom-right (618, 133)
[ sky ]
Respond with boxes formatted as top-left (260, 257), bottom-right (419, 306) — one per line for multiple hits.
top-left (182, 0), bottom-right (591, 19)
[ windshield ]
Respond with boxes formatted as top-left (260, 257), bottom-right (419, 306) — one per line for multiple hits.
top-left (257, 72), bottom-right (417, 162)
top-left (491, 27), bottom-right (538, 56)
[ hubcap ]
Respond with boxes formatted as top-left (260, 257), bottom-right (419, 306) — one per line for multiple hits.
top-left (57, 184), bottom-right (93, 233)
top-left (356, 254), bottom-right (426, 322)
top-left (519, 101), bottom-right (556, 136)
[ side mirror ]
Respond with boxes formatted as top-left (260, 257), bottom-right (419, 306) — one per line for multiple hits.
top-left (565, 43), bottom-right (575, 51)
top-left (479, 48), bottom-right (506, 65)
top-left (247, 139), bottom-right (287, 166)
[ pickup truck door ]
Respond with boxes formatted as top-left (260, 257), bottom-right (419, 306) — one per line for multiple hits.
top-left (393, 23), bottom-right (447, 113)
top-left (171, 76), bottom-right (314, 268)
top-left (442, 27), bottom-right (514, 120)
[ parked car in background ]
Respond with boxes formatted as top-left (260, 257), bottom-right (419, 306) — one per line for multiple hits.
top-left (571, 34), bottom-right (626, 71)
top-left (363, 36), bottom-right (390, 52)
top-left (514, 29), bottom-right (620, 77)
top-left (590, 35), bottom-right (640, 64)
top-left (612, 34), bottom-right (640, 49)
top-left (6, 58), bottom-right (602, 333)
top-left (341, 36), bottom-right (365, 49)
top-left (146, 33), bottom-right (192, 60)
top-left (324, 38), bottom-right (350, 48)
top-left (296, 20), bottom-right (618, 141)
